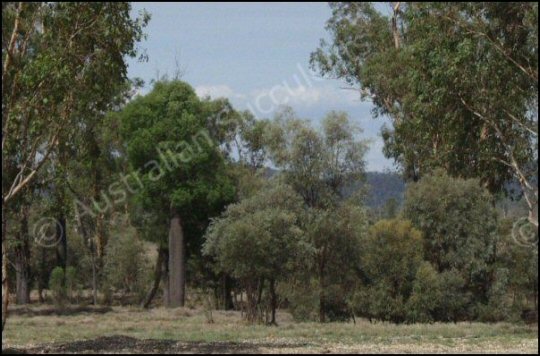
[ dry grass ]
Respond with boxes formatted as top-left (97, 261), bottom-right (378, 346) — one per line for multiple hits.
top-left (2, 305), bottom-right (538, 353)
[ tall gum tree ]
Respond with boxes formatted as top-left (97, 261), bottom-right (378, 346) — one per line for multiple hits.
top-left (311, 2), bottom-right (538, 227)
top-left (2, 2), bottom-right (149, 329)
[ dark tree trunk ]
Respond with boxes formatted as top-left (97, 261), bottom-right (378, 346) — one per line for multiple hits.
top-left (37, 247), bottom-right (47, 303)
top-left (15, 204), bottom-right (31, 304)
top-left (91, 247), bottom-right (98, 305)
top-left (255, 278), bottom-right (265, 323)
top-left (167, 211), bottom-right (185, 307)
top-left (2, 205), bottom-right (9, 331)
top-left (319, 263), bottom-right (326, 323)
top-left (245, 280), bottom-right (258, 324)
top-left (14, 242), bottom-right (31, 304)
top-left (142, 245), bottom-right (166, 308)
top-left (55, 215), bottom-right (67, 270)
top-left (220, 274), bottom-right (234, 310)
top-left (257, 278), bottom-right (264, 306)
top-left (269, 278), bottom-right (277, 325)
top-left (162, 247), bottom-right (170, 307)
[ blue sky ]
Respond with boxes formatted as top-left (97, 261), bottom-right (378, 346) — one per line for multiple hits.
top-left (126, 2), bottom-right (394, 172)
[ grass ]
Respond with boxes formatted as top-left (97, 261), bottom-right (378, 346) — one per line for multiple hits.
top-left (2, 305), bottom-right (538, 353)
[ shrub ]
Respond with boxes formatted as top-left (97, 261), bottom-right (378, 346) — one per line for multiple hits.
top-left (406, 262), bottom-right (442, 323)
top-left (351, 219), bottom-right (423, 323)
top-left (102, 230), bottom-right (151, 303)
top-left (476, 268), bottom-right (514, 322)
top-left (65, 266), bottom-right (79, 302)
top-left (434, 269), bottom-right (470, 322)
top-left (281, 279), bottom-right (320, 322)
top-left (403, 169), bottom-right (499, 310)
top-left (49, 267), bottom-right (66, 307)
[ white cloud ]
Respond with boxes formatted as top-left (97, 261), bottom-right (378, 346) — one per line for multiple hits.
top-left (248, 84), bottom-right (361, 109)
top-left (195, 84), bottom-right (246, 100)
top-left (195, 82), bottom-right (363, 110)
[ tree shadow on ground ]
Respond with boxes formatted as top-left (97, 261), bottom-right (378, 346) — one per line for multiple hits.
top-left (7, 305), bottom-right (113, 317)
top-left (3, 335), bottom-right (312, 354)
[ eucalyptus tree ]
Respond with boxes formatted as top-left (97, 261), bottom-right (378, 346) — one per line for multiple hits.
top-left (265, 108), bottom-right (367, 209)
top-left (311, 2), bottom-right (538, 226)
top-left (264, 108), bottom-right (369, 321)
top-left (2, 2), bottom-right (148, 329)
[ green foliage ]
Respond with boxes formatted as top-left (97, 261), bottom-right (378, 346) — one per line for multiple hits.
top-left (64, 266), bottom-right (78, 302)
top-left (406, 262), bottom-right (442, 323)
top-left (311, 2), bottom-right (537, 206)
top-left (475, 268), bottom-right (514, 323)
top-left (203, 182), bottom-right (307, 282)
top-left (352, 218), bottom-right (423, 323)
top-left (203, 182), bottom-right (309, 322)
top-left (280, 279), bottom-right (320, 322)
top-left (265, 108), bottom-right (368, 208)
top-left (262, 108), bottom-right (368, 322)
top-left (496, 217), bottom-right (538, 313)
top-left (49, 267), bottom-right (66, 307)
top-left (102, 229), bottom-right (151, 301)
top-left (118, 80), bottom-right (236, 248)
top-left (435, 269), bottom-right (470, 322)
top-left (65, 228), bottom-right (95, 290)
top-left (2, 2), bottom-right (150, 204)
top-left (304, 202), bottom-right (367, 321)
top-left (362, 219), bottom-right (423, 292)
top-left (403, 169), bottom-right (499, 306)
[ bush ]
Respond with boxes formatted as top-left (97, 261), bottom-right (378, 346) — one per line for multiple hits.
top-left (102, 229), bottom-right (151, 303)
top-left (49, 267), bottom-right (66, 307)
top-left (364, 283), bottom-right (406, 323)
top-left (65, 266), bottom-right (79, 302)
top-left (435, 269), bottom-right (470, 322)
top-left (406, 262), bottom-right (442, 323)
top-left (351, 219), bottom-right (423, 323)
top-left (203, 183), bottom-right (308, 324)
top-left (476, 268), bottom-right (515, 322)
top-left (403, 169), bottom-right (499, 310)
top-left (281, 279), bottom-right (320, 322)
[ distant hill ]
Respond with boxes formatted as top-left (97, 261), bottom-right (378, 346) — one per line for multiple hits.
top-left (363, 171), bottom-right (406, 208)
top-left (341, 171), bottom-right (406, 208)
top-left (264, 167), bottom-right (406, 209)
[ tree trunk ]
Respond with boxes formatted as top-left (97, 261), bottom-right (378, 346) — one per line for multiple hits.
top-left (2, 206), bottom-right (9, 331)
top-left (319, 263), bottom-right (326, 323)
top-left (15, 204), bottom-right (31, 304)
top-left (55, 215), bottom-right (67, 270)
top-left (162, 248), bottom-right (170, 306)
top-left (391, 2), bottom-right (401, 49)
top-left (37, 247), bottom-right (47, 303)
top-left (95, 212), bottom-right (106, 261)
top-left (256, 278), bottom-right (265, 323)
top-left (91, 248), bottom-right (98, 305)
top-left (14, 243), bottom-right (30, 304)
top-left (142, 245), bottom-right (166, 308)
top-left (245, 280), bottom-right (258, 324)
top-left (167, 211), bottom-right (185, 307)
top-left (219, 274), bottom-right (234, 310)
top-left (269, 278), bottom-right (277, 325)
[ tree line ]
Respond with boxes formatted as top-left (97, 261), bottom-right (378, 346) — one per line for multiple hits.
top-left (2, 2), bottom-right (537, 331)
